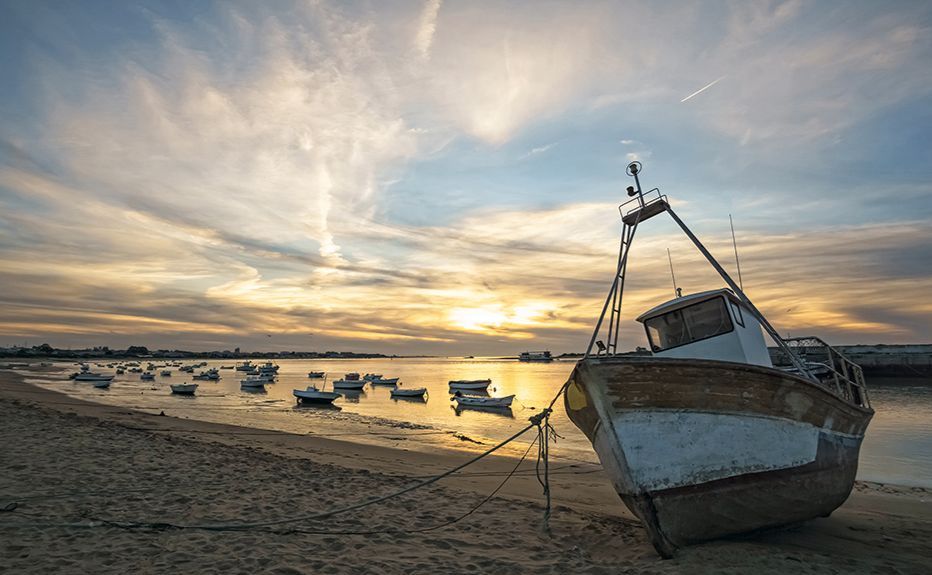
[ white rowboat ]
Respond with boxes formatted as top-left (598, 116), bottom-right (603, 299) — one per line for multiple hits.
top-left (453, 394), bottom-right (514, 408)
top-left (332, 379), bottom-right (366, 390)
top-left (293, 386), bottom-right (341, 405)
top-left (448, 379), bottom-right (491, 390)
top-left (171, 383), bottom-right (198, 395)
top-left (390, 387), bottom-right (427, 398)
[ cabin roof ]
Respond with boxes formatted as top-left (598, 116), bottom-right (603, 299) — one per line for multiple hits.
top-left (635, 288), bottom-right (745, 323)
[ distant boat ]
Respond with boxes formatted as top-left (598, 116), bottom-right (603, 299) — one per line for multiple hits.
top-left (74, 372), bottom-right (114, 382)
top-left (171, 383), bottom-right (198, 395)
top-left (390, 387), bottom-right (427, 398)
top-left (293, 386), bottom-right (341, 405)
top-left (240, 375), bottom-right (271, 387)
top-left (452, 394), bottom-right (514, 408)
top-left (92, 380), bottom-right (112, 389)
top-left (140, 372), bottom-right (155, 381)
top-left (115, 368), bottom-right (125, 374)
top-left (363, 373), bottom-right (383, 381)
top-left (369, 376), bottom-right (399, 385)
top-left (160, 370), bottom-right (171, 377)
top-left (519, 351), bottom-right (553, 362)
top-left (235, 361), bottom-right (255, 371)
top-left (332, 378), bottom-right (366, 390)
top-left (307, 371), bottom-right (325, 378)
top-left (448, 379), bottom-right (491, 390)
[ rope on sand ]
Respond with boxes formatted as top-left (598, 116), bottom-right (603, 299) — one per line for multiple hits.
top-left (3, 384), bottom-right (570, 536)
top-left (0, 410), bottom-right (557, 536)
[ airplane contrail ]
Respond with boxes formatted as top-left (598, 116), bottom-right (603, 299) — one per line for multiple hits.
top-left (680, 76), bottom-right (726, 103)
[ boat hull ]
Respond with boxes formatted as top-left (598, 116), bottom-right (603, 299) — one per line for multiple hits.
top-left (564, 356), bottom-right (872, 557)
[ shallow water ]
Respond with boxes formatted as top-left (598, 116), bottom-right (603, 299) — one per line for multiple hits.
top-left (26, 359), bottom-right (932, 487)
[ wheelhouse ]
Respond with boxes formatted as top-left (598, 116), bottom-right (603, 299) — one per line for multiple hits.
top-left (636, 289), bottom-right (772, 367)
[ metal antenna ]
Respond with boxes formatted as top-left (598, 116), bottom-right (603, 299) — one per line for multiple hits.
top-left (729, 214), bottom-right (744, 291)
top-left (666, 248), bottom-right (678, 298)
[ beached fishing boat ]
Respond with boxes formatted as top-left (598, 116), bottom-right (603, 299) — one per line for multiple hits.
top-left (170, 383), bottom-right (198, 395)
top-left (452, 393), bottom-right (514, 408)
top-left (293, 386), bottom-right (341, 405)
top-left (564, 162), bottom-right (873, 557)
top-left (390, 387), bottom-right (427, 398)
top-left (448, 379), bottom-right (492, 390)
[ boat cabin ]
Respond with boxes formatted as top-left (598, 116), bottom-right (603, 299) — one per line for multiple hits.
top-left (636, 289), bottom-right (772, 367)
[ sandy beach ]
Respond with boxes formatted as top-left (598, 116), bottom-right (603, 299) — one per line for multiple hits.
top-left (1, 369), bottom-right (930, 574)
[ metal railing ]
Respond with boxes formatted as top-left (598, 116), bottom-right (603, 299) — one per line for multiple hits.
top-left (618, 188), bottom-right (666, 220)
top-left (780, 336), bottom-right (871, 409)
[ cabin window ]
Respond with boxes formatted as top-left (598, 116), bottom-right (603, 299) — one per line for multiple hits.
top-left (645, 297), bottom-right (735, 351)
top-left (730, 301), bottom-right (745, 327)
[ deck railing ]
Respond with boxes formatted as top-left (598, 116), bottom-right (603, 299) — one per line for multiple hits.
top-left (781, 336), bottom-right (871, 409)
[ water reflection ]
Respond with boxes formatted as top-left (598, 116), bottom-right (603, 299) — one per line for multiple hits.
top-left (391, 396), bottom-right (428, 404)
top-left (26, 360), bottom-right (932, 488)
top-left (453, 405), bottom-right (515, 418)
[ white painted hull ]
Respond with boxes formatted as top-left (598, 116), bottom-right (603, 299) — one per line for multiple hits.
top-left (293, 388), bottom-right (341, 404)
top-left (565, 356), bottom-right (873, 557)
top-left (171, 384), bottom-right (198, 395)
top-left (453, 394), bottom-right (514, 408)
top-left (332, 380), bottom-right (366, 390)
top-left (390, 388), bottom-right (427, 397)
top-left (448, 380), bottom-right (491, 390)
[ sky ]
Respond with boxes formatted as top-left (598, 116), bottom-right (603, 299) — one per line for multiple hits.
top-left (1, 0), bottom-right (931, 354)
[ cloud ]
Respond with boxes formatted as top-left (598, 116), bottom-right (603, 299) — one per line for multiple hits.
top-left (415, 0), bottom-right (442, 59)
top-left (2, 0), bottom-right (932, 354)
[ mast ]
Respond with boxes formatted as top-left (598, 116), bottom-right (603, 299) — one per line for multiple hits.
top-left (586, 162), bottom-right (812, 378)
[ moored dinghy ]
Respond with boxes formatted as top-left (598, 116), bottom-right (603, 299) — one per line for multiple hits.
top-left (564, 162), bottom-right (873, 557)
top-left (452, 393), bottom-right (514, 408)
top-left (293, 386), bottom-right (341, 405)
top-left (448, 379), bottom-right (491, 391)
top-left (390, 387), bottom-right (427, 398)
top-left (332, 373), bottom-right (366, 390)
top-left (171, 383), bottom-right (198, 395)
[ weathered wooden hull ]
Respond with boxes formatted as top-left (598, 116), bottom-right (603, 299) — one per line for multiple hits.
top-left (564, 356), bottom-right (873, 557)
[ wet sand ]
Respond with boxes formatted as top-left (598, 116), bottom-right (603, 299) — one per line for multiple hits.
top-left (1, 370), bottom-right (930, 574)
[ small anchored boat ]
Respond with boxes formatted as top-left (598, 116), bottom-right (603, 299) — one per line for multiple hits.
top-left (293, 386), bottom-right (341, 405)
top-left (333, 373), bottom-right (366, 390)
top-left (140, 372), bottom-right (155, 381)
top-left (369, 376), bottom-right (399, 385)
top-left (332, 379), bottom-right (366, 390)
top-left (170, 383), bottom-right (198, 395)
top-left (362, 373), bottom-right (383, 381)
top-left (92, 380), bottom-right (111, 389)
top-left (160, 370), bottom-right (171, 377)
top-left (307, 371), bottom-right (325, 378)
top-left (564, 162), bottom-right (873, 557)
top-left (452, 393), bottom-right (514, 408)
top-left (240, 375), bottom-right (270, 388)
top-left (448, 379), bottom-right (491, 390)
top-left (390, 387), bottom-right (427, 398)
